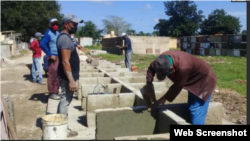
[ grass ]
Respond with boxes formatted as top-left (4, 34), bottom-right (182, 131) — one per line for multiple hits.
top-left (93, 50), bottom-right (246, 96)
top-left (84, 45), bottom-right (102, 50)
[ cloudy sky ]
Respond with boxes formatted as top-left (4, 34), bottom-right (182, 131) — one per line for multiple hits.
top-left (58, 0), bottom-right (247, 34)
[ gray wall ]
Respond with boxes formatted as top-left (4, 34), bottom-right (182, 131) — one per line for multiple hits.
top-left (102, 36), bottom-right (176, 55)
top-left (79, 37), bottom-right (93, 47)
top-left (1, 44), bottom-right (12, 58)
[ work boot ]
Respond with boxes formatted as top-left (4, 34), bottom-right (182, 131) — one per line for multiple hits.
top-left (67, 128), bottom-right (78, 137)
top-left (49, 93), bottom-right (61, 100)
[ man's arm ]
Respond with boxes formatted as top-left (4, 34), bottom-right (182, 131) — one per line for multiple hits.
top-left (162, 69), bottom-right (190, 102)
top-left (39, 31), bottom-right (52, 57)
top-left (61, 49), bottom-right (77, 92)
top-left (144, 61), bottom-right (157, 105)
top-left (29, 40), bottom-right (36, 51)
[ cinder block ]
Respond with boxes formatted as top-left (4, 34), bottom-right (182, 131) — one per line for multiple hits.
top-left (81, 97), bottom-right (87, 111)
top-left (146, 48), bottom-right (153, 54)
top-left (86, 111), bottom-right (96, 127)
top-left (79, 78), bottom-right (98, 84)
top-left (81, 84), bottom-right (98, 97)
top-left (87, 94), bottom-right (120, 111)
top-left (158, 109), bottom-right (190, 133)
top-left (107, 84), bottom-right (122, 94)
top-left (97, 77), bottom-right (112, 85)
top-left (119, 93), bottom-right (135, 107)
top-left (92, 72), bottom-right (105, 77)
top-left (95, 106), bottom-right (157, 140)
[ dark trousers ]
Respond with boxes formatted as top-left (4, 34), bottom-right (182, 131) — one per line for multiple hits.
top-left (47, 59), bottom-right (59, 94)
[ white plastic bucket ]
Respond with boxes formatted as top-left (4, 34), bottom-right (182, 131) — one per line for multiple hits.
top-left (42, 114), bottom-right (68, 140)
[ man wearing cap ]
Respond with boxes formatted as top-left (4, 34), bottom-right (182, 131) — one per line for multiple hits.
top-left (30, 32), bottom-right (46, 85)
top-left (120, 33), bottom-right (133, 71)
top-left (145, 50), bottom-right (217, 125)
top-left (56, 14), bottom-right (83, 137)
top-left (40, 18), bottom-right (61, 100)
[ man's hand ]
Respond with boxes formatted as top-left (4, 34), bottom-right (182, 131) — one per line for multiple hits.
top-left (69, 80), bottom-right (77, 92)
top-left (50, 55), bottom-right (57, 61)
top-left (158, 96), bottom-right (167, 105)
top-left (76, 45), bottom-right (83, 49)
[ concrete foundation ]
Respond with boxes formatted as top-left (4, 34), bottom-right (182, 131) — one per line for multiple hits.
top-left (45, 56), bottom-right (225, 140)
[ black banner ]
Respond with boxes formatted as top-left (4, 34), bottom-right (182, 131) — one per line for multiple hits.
top-left (170, 125), bottom-right (250, 140)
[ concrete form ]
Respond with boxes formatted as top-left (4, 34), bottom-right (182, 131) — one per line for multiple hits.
top-left (45, 56), bottom-right (224, 140)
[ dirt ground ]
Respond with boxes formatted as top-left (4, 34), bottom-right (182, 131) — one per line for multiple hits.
top-left (0, 51), bottom-right (247, 139)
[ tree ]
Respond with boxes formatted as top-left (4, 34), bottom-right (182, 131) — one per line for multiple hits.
top-left (200, 9), bottom-right (241, 35)
top-left (102, 15), bottom-right (131, 36)
top-left (154, 1), bottom-right (204, 37)
top-left (242, 30), bottom-right (247, 35)
top-left (1, 1), bottom-right (62, 42)
top-left (76, 21), bottom-right (101, 40)
top-left (127, 29), bottom-right (136, 36)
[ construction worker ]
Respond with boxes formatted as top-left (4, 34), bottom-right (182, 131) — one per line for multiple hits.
top-left (56, 14), bottom-right (83, 137)
top-left (144, 50), bottom-right (217, 125)
top-left (119, 33), bottom-right (133, 71)
top-left (40, 18), bottom-right (61, 100)
top-left (30, 32), bottom-right (46, 85)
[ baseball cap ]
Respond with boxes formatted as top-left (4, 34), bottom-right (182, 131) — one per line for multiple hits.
top-left (34, 32), bottom-right (44, 38)
top-left (49, 18), bottom-right (58, 23)
top-left (121, 33), bottom-right (126, 36)
top-left (153, 55), bottom-right (170, 79)
top-left (62, 14), bottom-right (84, 24)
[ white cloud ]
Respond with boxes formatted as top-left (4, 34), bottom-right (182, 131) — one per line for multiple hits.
top-left (90, 0), bottom-right (114, 5)
top-left (154, 18), bottom-right (159, 23)
top-left (228, 11), bottom-right (246, 17)
top-left (145, 4), bottom-right (152, 9)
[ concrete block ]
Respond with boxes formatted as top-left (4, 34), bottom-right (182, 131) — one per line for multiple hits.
top-left (95, 106), bottom-right (157, 140)
top-left (86, 112), bottom-right (96, 127)
top-left (104, 69), bottom-right (117, 72)
top-left (81, 84), bottom-right (99, 97)
top-left (114, 133), bottom-right (170, 140)
top-left (119, 93), bottom-right (135, 107)
top-left (107, 84), bottom-right (122, 94)
top-left (97, 77), bottom-right (112, 85)
top-left (116, 68), bottom-right (130, 72)
top-left (81, 97), bottom-right (87, 111)
top-left (92, 72), bottom-right (105, 77)
top-left (87, 94), bottom-right (120, 111)
top-left (79, 78), bottom-right (98, 84)
top-left (158, 109), bottom-right (189, 133)
top-left (80, 69), bottom-right (100, 72)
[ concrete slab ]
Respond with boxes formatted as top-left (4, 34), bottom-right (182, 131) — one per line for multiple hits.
top-left (114, 133), bottom-right (170, 140)
top-left (95, 106), bottom-right (157, 140)
top-left (87, 94), bottom-right (120, 111)
top-left (46, 98), bottom-right (60, 114)
top-left (119, 93), bottom-right (136, 107)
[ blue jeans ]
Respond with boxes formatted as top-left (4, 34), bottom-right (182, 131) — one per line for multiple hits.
top-left (188, 91), bottom-right (212, 125)
top-left (125, 51), bottom-right (133, 71)
top-left (31, 57), bottom-right (43, 83)
top-left (57, 79), bottom-right (74, 116)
